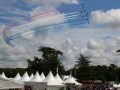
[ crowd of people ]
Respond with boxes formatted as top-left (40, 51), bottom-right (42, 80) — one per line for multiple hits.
top-left (81, 84), bottom-right (117, 90)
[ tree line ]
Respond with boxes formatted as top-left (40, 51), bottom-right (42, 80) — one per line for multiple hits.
top-left (1, 46), bottom-right (120, 82)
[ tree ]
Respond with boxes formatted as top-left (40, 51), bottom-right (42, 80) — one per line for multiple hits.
top-left (94, 65), bottom-right (107, 81)
top-left (38, 46), bottom-right (63, 59)
top-left (105, 64), bottom-right (118, 81)
top-left (76, 54), bottom-right (91, 68)
top-left (27, 47), bottom-right (65, 75)
top-left (75, 54), bottom-right (91, 81)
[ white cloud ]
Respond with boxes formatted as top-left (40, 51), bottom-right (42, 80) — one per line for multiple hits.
top-left (19, 6), bottom-right (66, 40)
top-left (0, 25), bottom-right (41, 68)
top-left (25, 0), bottom-right (79, 6)
top-left (1, 7), bottom-right (120, 70)
top-left (60, 37), bottom-right (80, 69)
top-left (2, 21), bottom-right (120, 70)
top-left (1, 23), bottom-right (120, 69)
top-left (82, 37), bottom-right (120, 66)
top-left (87, 39), bottom-right (104, 50)
top-left (29, 7), bottom-right (65, 24)
top-left (91, 9), bottom-right (120, 28)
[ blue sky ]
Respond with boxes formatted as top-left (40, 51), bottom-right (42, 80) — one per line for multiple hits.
top-left (0, 0), bottom-right (120, 69)
top-left (0, 0), bottom-right (120, 25)
top-left (83, 0), bottom-right (120, 11)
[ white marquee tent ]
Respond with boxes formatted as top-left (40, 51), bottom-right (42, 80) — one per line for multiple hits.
top-left (30, 71), bottom-right (42, 82)
top-left (42, 71), bottom-right (65, 90)
top-left (55, 73), bottom-right (64, 83)
top-left (19, 71), bottom-right (30, 82)
top-left (14, 73), bottom-right (21, 81)
top-left (41, 72), bottom-right (45, 81)
top-left (42, 71), bottom-right (64, 86)
top-left (1, 72), bottom-right (7, 79)
top-left (55, 66), bottom-right (64, 83)
top-left (0, 76), bottom-right (23, 90)
top-left (30, 73), bottom-right (34, 80)
top-left (64, 75), bottom-right (82, 86)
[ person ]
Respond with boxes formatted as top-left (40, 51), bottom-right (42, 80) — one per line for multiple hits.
top-left (109, 85), bottom-right (115, 90)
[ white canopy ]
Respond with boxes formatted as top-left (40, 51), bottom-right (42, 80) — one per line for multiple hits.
top-left (1, 72), bottom-right (7, 79)
top-left (55, 73), bottom-right (64, 83)
top-left (64, 75), bottom-right (82, 86)
top-left (19, 71), bottom-right (30, 82)
top-left (14, 73), bottom-right (21, 81)
top-left (0, 76), bottom-right (23, 89)
top-left (30, 73), bottom-right (34, 80)
top-left (41, 72), bottom-right (45, 81)
top-left (113, 84), bottom-right (120, 88)
top-left (42, 71), bottom-right (64, 86)
top-left (30, 71), bottom-right (42, 82)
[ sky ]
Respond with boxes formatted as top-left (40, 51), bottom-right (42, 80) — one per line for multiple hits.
top-left (0, 0), bottom-right (120, 69)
